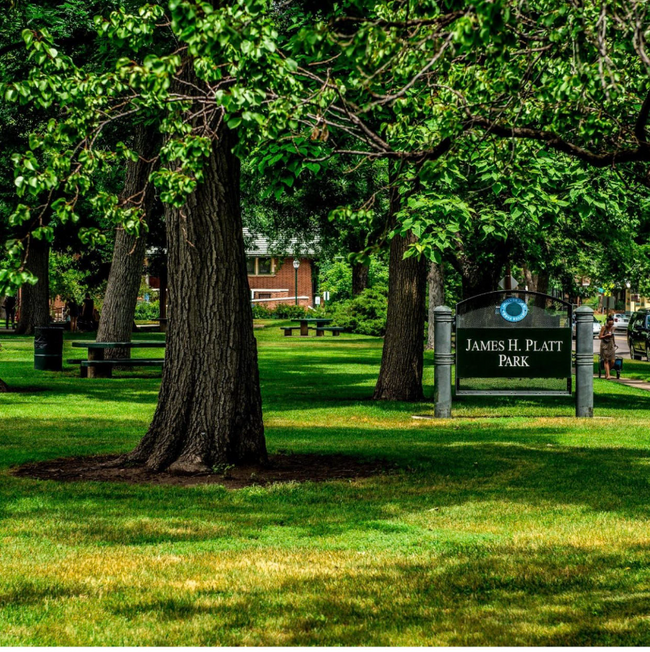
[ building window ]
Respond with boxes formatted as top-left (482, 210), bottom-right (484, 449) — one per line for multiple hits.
top-left (257, 293), bottom-right (272, 300)
top-left (258, 258), bottom-right (273, 275)
top-left (246, 257), bottom-right (275, 276)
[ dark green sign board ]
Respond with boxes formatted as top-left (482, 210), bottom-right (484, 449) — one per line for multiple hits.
top-left (456, 327), bottom-right (572, 378)
top-left (454, 291), bottom-right (573, 396)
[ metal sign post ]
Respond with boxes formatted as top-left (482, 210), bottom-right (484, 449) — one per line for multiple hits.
top-left (575, 306), bottom-right (594, 417)
top-left (433, 306), bottom-right (453, 418)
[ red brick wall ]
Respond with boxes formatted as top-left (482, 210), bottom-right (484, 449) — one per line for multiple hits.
top-left (147, 257), bottom-right (314, 310)
top-left (249, 257), bottom-right (313, 308)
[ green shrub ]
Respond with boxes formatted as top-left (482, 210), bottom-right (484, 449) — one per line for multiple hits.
top-left (251, 304), bottom-right (274, 319)
top-left (274, 304), bottom-right (307, 319)
top-left (134, 300), bottom-right (160, 320)
top-left (330, 287), bottom-right (387, 336)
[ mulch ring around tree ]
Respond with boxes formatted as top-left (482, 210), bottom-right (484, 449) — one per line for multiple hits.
top-left (12, 453), bottom-right (394, 489)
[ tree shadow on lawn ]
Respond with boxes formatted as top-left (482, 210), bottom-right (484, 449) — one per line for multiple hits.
top-left (95, 543), bottom-right (650, 646)
top-left (4, 426), bottom-right (650, 539)
top-left (3, 541), bottom-right (650, 646)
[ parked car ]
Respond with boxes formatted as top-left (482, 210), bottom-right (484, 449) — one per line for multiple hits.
top-left (628, 309), bottom-right (650, 361)
top-left (572, 316), bottom-right (601, 339)
top-left (612, 313), bottom-right (630, 331)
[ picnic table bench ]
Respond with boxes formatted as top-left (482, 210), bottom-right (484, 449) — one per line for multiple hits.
top-left (280, 326), bottom-right (302, 336)
top-left (284, 318), bottom-right (334, 337)
top-left (70, 341), bottom-right (165, 378)
top-left (310, 326), bottom-right (345, 336)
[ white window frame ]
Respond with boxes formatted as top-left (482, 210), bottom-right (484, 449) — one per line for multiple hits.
top-left (248, 257), bottom-right (276, 276)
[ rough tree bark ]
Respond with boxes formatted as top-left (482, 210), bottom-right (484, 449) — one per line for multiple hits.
top-left (15, 237), bottom-right (50, 336)
top-left (533, 269), bottom-right (550, 308)
top-left (97, 126), bottom-right (159, 359)
top-left (451, 242), bottom-right (508, 300)
top-left (126, 126), bottom-right (266, 472)
top-left (426, 261), bottom-right (445, 350)
top-left (351, 261), bottom-right (370, 296)
top-left (373, 180), bottom-right (428, 401)
top-left (522, 265), bottom-right (536, 292)
top-left (535, 269), bottom-right (549, 296)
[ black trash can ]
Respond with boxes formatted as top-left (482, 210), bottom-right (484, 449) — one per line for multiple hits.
top-left (34, 326), bottom-right (64, 371)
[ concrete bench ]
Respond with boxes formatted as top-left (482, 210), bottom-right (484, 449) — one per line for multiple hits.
top-left (280, 327), bottom-right (301, 336)
top-left (311, 326), bottom-right (345, 337)
top-left (80, 358), bottom-right (164, 378)
top-left (81, 359), bottom-right (164, 368)
top-left (72, 340), bottom-right (166, 377)
top-left (67, 358), bottom-right (88, 378)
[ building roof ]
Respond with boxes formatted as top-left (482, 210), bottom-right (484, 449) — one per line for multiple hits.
top-left (243, 229), bottom-right (317, 257)
top-left (146, 230), bottom-right (318, 258)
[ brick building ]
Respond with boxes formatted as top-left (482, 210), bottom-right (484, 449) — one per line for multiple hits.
top-left (245, 231), bottom-right (316, 309)
top-left (143, 231), bottom-right (316, 311)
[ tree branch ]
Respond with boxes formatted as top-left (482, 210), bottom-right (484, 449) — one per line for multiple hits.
top-left (469, 116), bottom-right (650, 167)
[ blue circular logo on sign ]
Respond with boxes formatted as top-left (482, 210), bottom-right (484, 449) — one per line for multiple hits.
top-left (499, 297), bottom-right (528, 323)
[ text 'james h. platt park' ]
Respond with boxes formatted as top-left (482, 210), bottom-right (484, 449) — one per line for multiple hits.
top-left (464, 338), bottom-right (566, 367)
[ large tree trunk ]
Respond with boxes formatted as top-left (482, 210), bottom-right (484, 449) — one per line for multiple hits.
top-left (373, 180), bottom-right (428, 402)
top-left (97, 127), bottom-right (159, 359)
top-left (351, 261), bottom-right (369, 296)
top-left (426, 261), bottom-right (445, 350)
top-left (16, 237), bottom-right (50, 335)
top-left (127, 127), bottom-right (266, 472)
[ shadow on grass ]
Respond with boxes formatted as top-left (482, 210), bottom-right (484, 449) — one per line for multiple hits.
top-left (84, 543), bottom-right (650, 645)
top-left (4, 427), bottom-right (650, 538)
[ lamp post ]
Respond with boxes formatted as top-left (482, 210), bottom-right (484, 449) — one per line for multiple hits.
top-left (293, 258), bottom-right (300, 306)
top-left (626, 280), bottom-right (632, 311)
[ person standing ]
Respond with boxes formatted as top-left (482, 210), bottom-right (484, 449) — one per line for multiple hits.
top-left (599, 315), bottom-right (617, 380)
top-left (65, 298), bottom-right (79, 333)
top-left (81, 294), bottom-right (94, 329)
top-left (3, 295), bottom-right (16, 329)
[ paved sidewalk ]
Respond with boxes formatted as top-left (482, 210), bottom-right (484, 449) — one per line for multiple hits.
top-left (596, 376), bottom-right (650, 391)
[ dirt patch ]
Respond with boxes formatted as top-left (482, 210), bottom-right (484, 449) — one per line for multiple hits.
top-left (12, 453), bottom-right (392, 489)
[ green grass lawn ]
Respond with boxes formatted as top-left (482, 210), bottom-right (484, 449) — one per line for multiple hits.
top-left (2, 323), bottom-right (650, 645)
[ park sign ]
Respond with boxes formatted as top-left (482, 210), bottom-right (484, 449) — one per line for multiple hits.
top-left (455, 291), bottom-right (573, 396)
top-left (433, 294), bottom-right (594, 418)
top-left (457, 328), bottom-right (571, 378)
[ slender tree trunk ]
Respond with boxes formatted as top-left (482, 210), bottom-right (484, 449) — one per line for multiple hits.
top-left (426, 261), bottom-right (445, 350)
top-left (373, 180), bottom-right (428, 401)
top-left (522, 265), bottom-right (536, 292)
top-left (97, 127), bottom-right (159, 359)
top-left (536, 269), bottom-right (549, 296)
top-left (534, 269), bottom-right (550, 308)
top-left (16, 237), bottom-right (50, 336)
top-left (351, 261), bottom-right (370, 296)
top-left (127, 127), bottom-right (266, 472)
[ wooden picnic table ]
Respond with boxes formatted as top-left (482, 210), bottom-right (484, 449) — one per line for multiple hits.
top-left (71, 341), bottom-right (166, 378)
top-left (291, 318), bottom-right (333, 337)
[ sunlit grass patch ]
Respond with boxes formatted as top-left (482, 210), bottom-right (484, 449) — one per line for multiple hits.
top-left (1, 327), bottom-right (650, 644)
